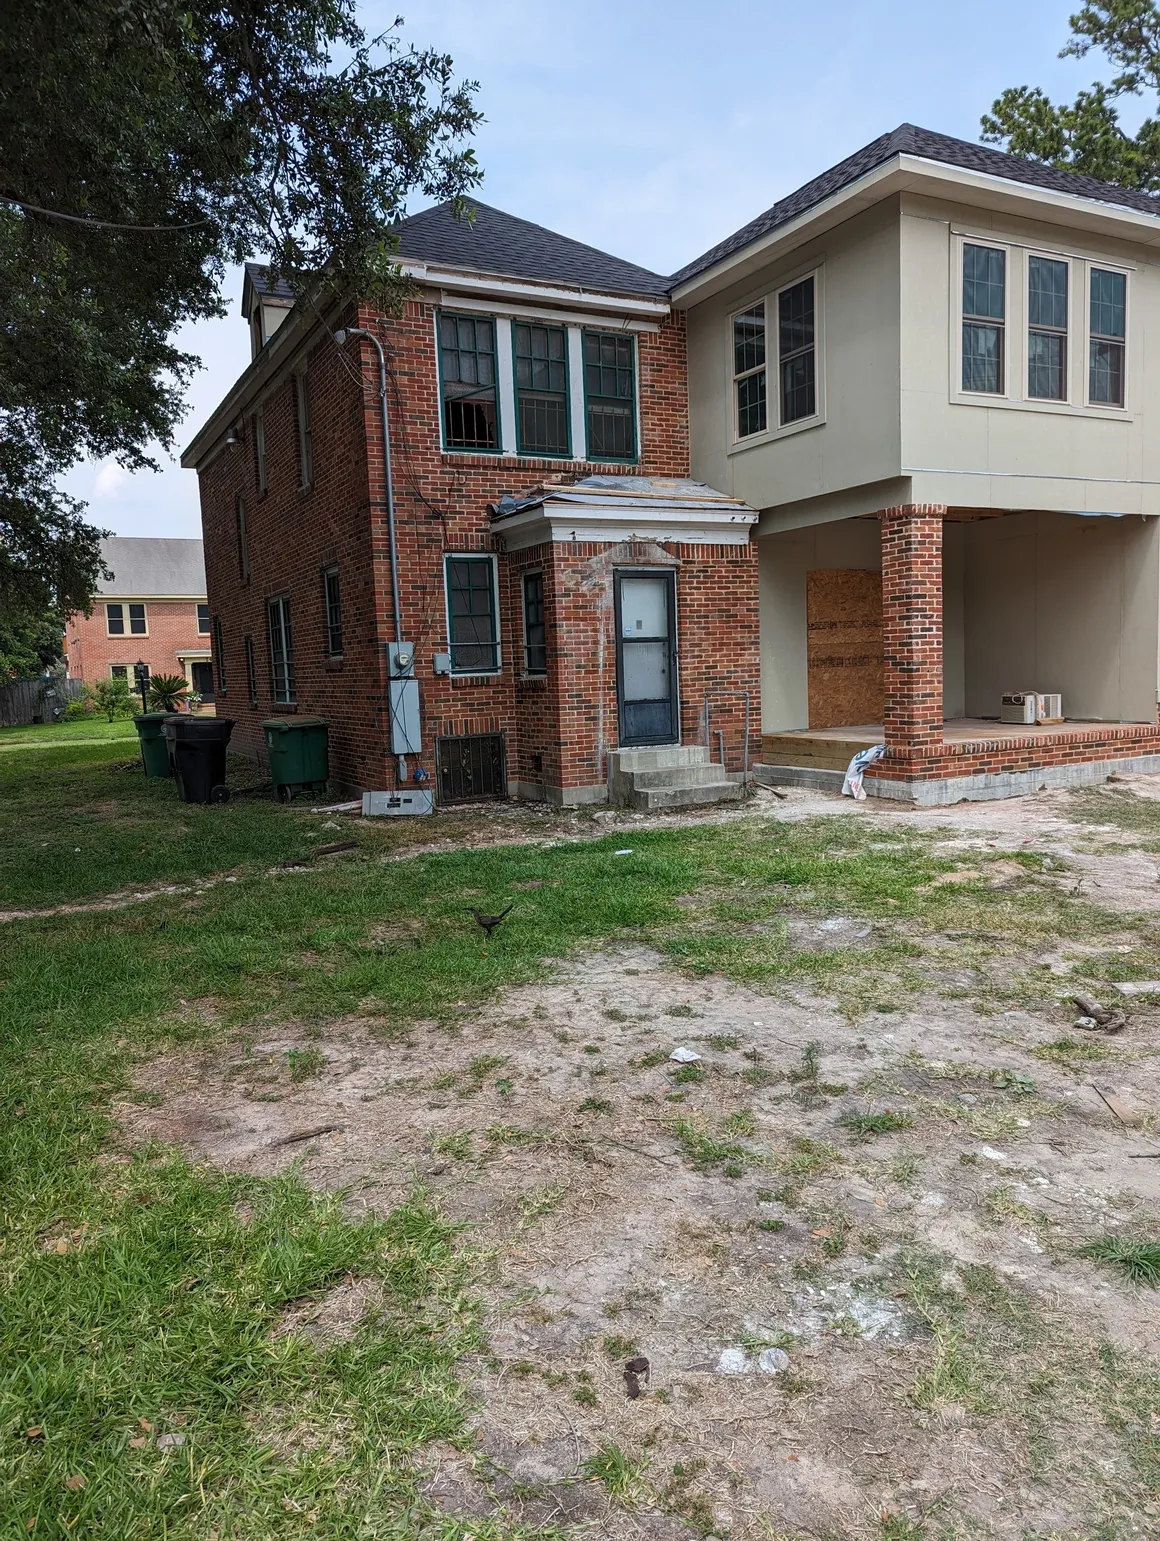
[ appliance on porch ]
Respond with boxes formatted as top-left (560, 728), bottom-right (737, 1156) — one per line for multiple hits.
top-left (1000, 692), bottom-right (1064, 724)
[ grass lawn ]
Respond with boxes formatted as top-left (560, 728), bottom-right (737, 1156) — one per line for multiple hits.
top-left (3, 738), bottom-right (1159, 1535)
top-left (0, 717), bottom-right (139, 749)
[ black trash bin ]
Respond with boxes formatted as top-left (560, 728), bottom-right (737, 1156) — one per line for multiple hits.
top-left (164, 715), bottom-right (235, 804)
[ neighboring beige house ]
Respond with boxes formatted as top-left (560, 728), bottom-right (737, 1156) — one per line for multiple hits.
top-left (674, 124), bottom-right (1160, 801)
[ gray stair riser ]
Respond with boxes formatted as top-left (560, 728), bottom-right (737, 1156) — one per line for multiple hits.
top-left (609, 746), bottom-right (709, 772)
top-left (630, 765), bottom-right (729, 789)
top-left (632, 781), bottom-right (742, 811)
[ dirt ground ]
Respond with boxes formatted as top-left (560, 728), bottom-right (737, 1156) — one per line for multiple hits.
top-left (119, 779), bottom-right (1160, 1541)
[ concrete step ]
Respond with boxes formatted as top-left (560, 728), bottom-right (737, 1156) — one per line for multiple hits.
top-left (630, 763), bottom-right (731, 789)
top-left (756, 764), bottom-right (846, 793)
top-left (631, 779), bottom-right (742, 811)
top-left (609, 745), bottom-right (709, 773)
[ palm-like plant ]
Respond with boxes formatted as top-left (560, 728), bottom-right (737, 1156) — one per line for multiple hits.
top-left (146, 673), bottom-right (191, 712)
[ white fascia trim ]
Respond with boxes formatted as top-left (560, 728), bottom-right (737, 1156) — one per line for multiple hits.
top-left (493, 503), bottom-right (757, 552)
top-left (402, 262), bottom-right (669, 318)
top-left (434, 289), bottom-right (661, 333)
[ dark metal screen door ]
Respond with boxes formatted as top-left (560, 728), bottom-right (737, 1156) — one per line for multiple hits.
top-left (436, 733), bottom-right (507, 803)
top-left (615, 571), bottom-right (678, 746)
top-left (190, 661), bottom-right (215, 703)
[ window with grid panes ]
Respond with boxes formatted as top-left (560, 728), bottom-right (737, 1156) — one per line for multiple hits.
top-left (1089, 268), bottom-right (1127, 407)
top-left (445, 555), bottom-right (499, 672)
top-left (1027, 255), bottom-right (1068, 401)
top-left (514, 323), bottom-right (569, 455)
top-left (733, 302), bottom-right (767, 437)
top-left (197, 603), bottom-right (211, 635)
top-left (962, 244), bottom-right (1005, 394)
top-left (439, 313), bottom-right (499, 450)
top-left (323, 566), bottom-right (343, 656)
top-left (268, 595), bottom-right (296, 703)
top-left (778, 277), bottom-right (816, 424)
top-left (522, 571), bottom-right (546, 674)
top-left (583, 332), bottom-right (636, 460)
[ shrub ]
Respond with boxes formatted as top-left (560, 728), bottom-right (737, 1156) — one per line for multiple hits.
top-left (92, 677), bottom-right (136, 721)
top-left (146, 673), bottom-right (191, 712)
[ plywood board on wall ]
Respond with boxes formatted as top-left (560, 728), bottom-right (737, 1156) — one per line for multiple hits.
top-left (806, 569), bottom-right (884, 729)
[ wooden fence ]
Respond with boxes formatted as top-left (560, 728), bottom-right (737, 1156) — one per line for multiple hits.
top-left (0, 677), bottom-right (85, 728)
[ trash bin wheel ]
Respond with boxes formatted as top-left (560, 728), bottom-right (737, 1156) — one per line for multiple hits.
top-left (210, 784), bottom-right (231, 804)
top-left (277, 783), bottom-right (294, 804)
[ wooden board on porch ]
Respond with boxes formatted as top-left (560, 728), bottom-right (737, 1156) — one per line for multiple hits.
top-left (805, 569), bottom-right (884, 730)
top-left (762, 725), bottom-right (882, 771)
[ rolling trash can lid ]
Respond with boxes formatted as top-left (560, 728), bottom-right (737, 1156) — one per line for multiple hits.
top-left (260, 718), bottom-right (329, 732)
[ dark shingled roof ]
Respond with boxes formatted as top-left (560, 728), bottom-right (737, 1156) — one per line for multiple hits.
top-left (242, 261), bottom-right (294, 307)
top-left (391, 199), bottom-right (669, 297)
top-left (671, 123), bottom-right (1160, 288)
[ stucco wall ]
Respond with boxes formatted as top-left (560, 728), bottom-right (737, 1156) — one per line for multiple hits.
top-left (686, 201), bottom-right (901, 512)
top-left (962, 512), bottom-right (1159, 722)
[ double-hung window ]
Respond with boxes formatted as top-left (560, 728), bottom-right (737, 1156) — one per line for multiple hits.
top-left (522, 571), bottom-right (547, 675)
top-left (583, 332), bottom-right (636, 460)
top-left (445, 555), bottom-right (499, 673)
top-left (110, 664), bottom-right (128, 680)
top-left (1027, 255), bottom-right (1068, 401)
top-left (1089, 268), bottom-right (1127, 407)
top-left (962, 243), bottom-right (1006, 394)
top-left (439, 313), bottom-right (499, 450)
top-left (514, 323), bottom-right (569, 456)
top-left (778, 276), bottom-right (816, 424)
top-left (268, 595), bottom-right (295, 704)
top-left (295, 373), bottom-right (313, 486)
top-left (197, 603), bottom-right (211, 635)
top-left (323, 566), bottom-right (343, 657)
top-left (733, 303), bottom-right (767, 438)
top-left (236, 494), bottom-right (251, 583)
top-left (107, 602), bottom-right (147, 635)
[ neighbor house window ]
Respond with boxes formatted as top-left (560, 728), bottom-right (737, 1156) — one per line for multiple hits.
top-left (733, 302), bottom-right (767, 438)
top-left (522, 571), bottom-right (547, 675)
top-left (1089, 268), bottom-right (1127, 407)
top-left (212, 616), bottom-right (226, 695)
top-left (323, 566), bottom-right (343, 657)
top-left (236, 494), bottom-right (250, 583)
top-left (962, 243), bottom-right (1006, 394)
top-left (105, 603), bottom-right (125, 636)
top-left (439, 313), bottom-right (499, 450)
top-left (244, 634), bottom-right (258, 705)
top-left (110, 664), bottom-right (128, 680)
top-left (268, 595), bottom-right (296, 704)
top-left (1027, 255), bottom-right (1068, 401)
top-left (254, 407), bottom-right (268, 493)
top-left (778, 275), bottom-right (816, 424)
top-left (197, 603), bottom-right (211, 635)
top-left (514, 322), bottom-right (569, 456)
top-left (583, 332), bottom-right (636, 460)
top-left (295, 373), bottom-right (313, 486)
top-left (444, 555), bottom-right (499, 673)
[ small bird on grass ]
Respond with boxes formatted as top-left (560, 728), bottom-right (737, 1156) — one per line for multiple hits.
top-left (470, 904), bottom-right (513, 938)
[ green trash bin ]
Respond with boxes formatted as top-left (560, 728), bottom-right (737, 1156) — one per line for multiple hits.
top-left (262, 718), bottom-right (330, 803)
top-left (133, 712), bottom-right (173, 779)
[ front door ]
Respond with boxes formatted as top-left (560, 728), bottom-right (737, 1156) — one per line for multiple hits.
top-left (190, 661), bottom-right (215, 703)
top-left (615, 571), bottom-right (678, 746)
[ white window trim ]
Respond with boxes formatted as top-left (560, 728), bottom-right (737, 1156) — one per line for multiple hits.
top-left (1085, 262), bottom-right (1131, 413)
top-left (730, 299), bottom-right (768, 444)
top-left (520, 568), bottom-right (547, 677)
top-left (950, 231), bottom-right (1133, 418)
top-left (104, 601), bottom-right (148, 638)
top-left (267, 593), bottom-right (295, 704)
top-left (567, 327), bottom-right (586, 460)
top-left (1024, 248), bottom-right (1075, 407)
top-left (443, 552), bottom-right (502, 676)
top-left (726, 263), bottom-right (826, 453)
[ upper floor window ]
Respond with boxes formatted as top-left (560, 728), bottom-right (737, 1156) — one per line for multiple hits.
top-left (294, 373), bottom-right (313, 487)
top-left (106, 602), bottom-right (146, 636)
top-left (444, 554), bottom-right (500, 673)
top-left (322, 566), bottom-right (343, 657)
top-left (1089, 268), bottom-right (1127, 407)
top-left (1027, 255), bottom-right (1068, 401)
top-left (514, 323), bottom-right (569, 456)
top-left (962, 243), bottom-right (1006, 394)
top-left (254, 407), bottom-right (268, 493)
top-left (439, 313), bottom-right (498, 451)
top-left (584, 332), bottom-right (636, 460)
top-left (522, 571), bottom-right (547, 675)
top-left (236, 494), bottom-right (251, 584)
top-left (197, 603), bottom-right (211, 635)
top-left (268, 595), bottom-right (296, 704)
top-left (778, 275), bottom-right (816, 424)
top-left (733, 303), bottom-right (767, 438)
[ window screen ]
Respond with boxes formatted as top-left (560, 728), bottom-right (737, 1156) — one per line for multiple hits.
top-left (583, 333), bottom-right (636, 460)
top-left (515, 323), bottom-right (569, 455)
top-left (268, 596), bottom-right (295, 703)
top-left (445, 556), bottom-right (499, 672)
top-left (523, 571), bottom-right (547, 674)
top-left (778, 277), bottom-right (816, 424)
top-left (439, 313), bottom-right (499, 450)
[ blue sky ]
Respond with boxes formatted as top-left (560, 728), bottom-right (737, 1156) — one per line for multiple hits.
top-left (66, 0), bottom-right (1104, 537)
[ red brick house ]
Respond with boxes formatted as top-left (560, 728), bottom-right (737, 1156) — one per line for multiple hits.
top-left (182, 205), bottom-right (760, 806)
top-left (65, 537), bottom-right (214, 702)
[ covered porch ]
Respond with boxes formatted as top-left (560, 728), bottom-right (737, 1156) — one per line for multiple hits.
top-left (758, 504), bottom-right (1160, 802)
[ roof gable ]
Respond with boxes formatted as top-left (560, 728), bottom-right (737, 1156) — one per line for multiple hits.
top-left (96, 537), bottom-right (206, 597)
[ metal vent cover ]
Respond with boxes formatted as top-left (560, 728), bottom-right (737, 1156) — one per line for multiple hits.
top-left (436, 733), bottom-right (507, 804)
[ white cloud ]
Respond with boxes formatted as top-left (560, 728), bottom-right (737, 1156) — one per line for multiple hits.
top-left (93, 461), bottom-right (130, 499)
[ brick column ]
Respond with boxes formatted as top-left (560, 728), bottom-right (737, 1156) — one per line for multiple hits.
top-left (879, 504), bottom-right (945, 757)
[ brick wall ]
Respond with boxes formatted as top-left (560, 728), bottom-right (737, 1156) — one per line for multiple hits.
top-left (65, 601), bottom-right (207, 683)
top-left (876, 721), bottom-right (1160, 784)
top-left (197, 293), bottom-right (760, 800)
